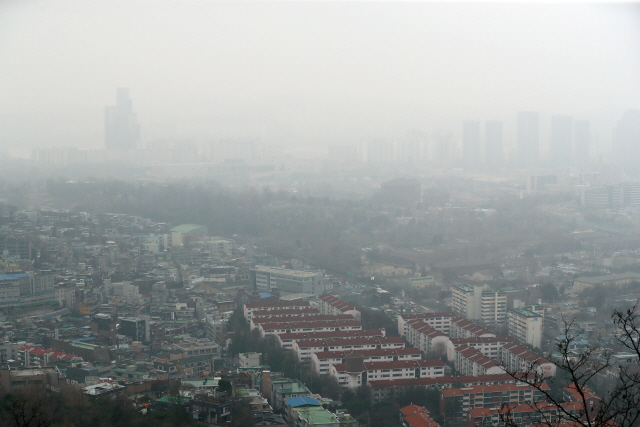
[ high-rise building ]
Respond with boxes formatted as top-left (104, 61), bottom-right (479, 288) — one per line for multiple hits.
top-left (573, 120), bottom-right (590, 166)
top-left (613, 109), bottom-right (640, 164)
top-left (105, 88), bottom-right (140, 151)
top-left (485, 120), bottom-right (503, 166)
top-left (462, 120), bottom-right (480, 166)
top-left (517, 111), bottom-right (540, 166)
top-left (550, 115), bottom-right (573, 166)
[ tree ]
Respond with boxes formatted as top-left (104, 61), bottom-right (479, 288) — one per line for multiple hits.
top-left (499, 302), bottom-right (640, 427)
top-left (231, 397), bottom-right (254, 427)
top-left (0, 389), bottom-right (53, 427)
top-left (218, 380), bottom-right (233, 396)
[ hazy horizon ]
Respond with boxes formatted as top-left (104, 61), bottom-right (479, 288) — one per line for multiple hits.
top-left (1, 1), bottom-right (639, 156)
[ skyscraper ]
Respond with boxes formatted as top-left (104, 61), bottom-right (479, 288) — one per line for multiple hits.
top-left (105, 88), bottom-right (140, 151)
top-left (485, 120), bottom-right (503, 166)
top-left (517, 111), bottom-right (540, 166)
top-left (573, 120), bottom-right (590, 166)
top-left (613, 109), bottom-right (640, 165)
top-left (462, 120), bottom-right (480, 166)
top-left (550, 115), bottom-right (573, 166)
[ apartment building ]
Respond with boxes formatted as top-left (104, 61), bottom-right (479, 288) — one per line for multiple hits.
top-left (258, 319), bottom-right (362, 337)
top-left (500, 343), bottom-right (556, 377)
top-left (440, 382), bottom-right (549, 421)
top-left (405, 320), bottom-right (449, 356)
top-left (244, 301), bottom-right (311, 320)
top-left (400, 404), bottom-right (440, 427)
top-left (329, 358), bottom-right (445, 388)
top-left (311, 347), bottom-right (422, 375)
top-left (452, 285), bottom-right (507, 326)
top-left (446, 337), bottom-right (512, 361)
top-left (452, 346), bottom-right (506, 376)
top-left (397, 312), bottom-right (457, 337)
top-left (317, 294), bottom-right (361, 321)
top-left (17, 346), bottom-right (81, 367)
top-left (276, 329), bottom-right (385, 350)
top-left (250, 308), bottom-right (320, 319)
top-left (250, 314), bottom-right (354, 331)
top-left (466, 401), bottom-right (584, 427)
top-left (293, 336), bottom-right (406, 362)
top-left (450, 318), bottom-right (496, 339)
top-left (368, 373), bottom-right (537, 402)
top-left (508, 308), bottom-right (542, 349)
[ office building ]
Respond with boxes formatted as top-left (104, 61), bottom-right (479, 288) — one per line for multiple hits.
top-left (508, 308), bottom-right (542, 349)
top-left (613, 109), bottom-right (640, 165)
top-left (574, 120), bottom-right (590, 166)
top-left (250, 266), bottom-right (328, 295)
top-left (485, 120), bottom-right (503, 165)
top-left (119, 316), bottom-right (150, 342)
top-left (105, 88), bottom-right (140, 151)
top-left (517, 111), bottom-right (540, 166)
top-left (462, 120), bottom-right (480, 166)
top-left (550, 115), bottom-right (573, 166)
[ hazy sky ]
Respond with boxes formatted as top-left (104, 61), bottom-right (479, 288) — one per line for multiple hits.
top-left (1, 0), bottom-right (639, 152)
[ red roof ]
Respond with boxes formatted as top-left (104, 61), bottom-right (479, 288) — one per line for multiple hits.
top-left (252, 314), bottom-right (354, 324)
top-left (313, 347), bottom-right (421, 360)
top-left (277, 329), bottom-right (384, 342)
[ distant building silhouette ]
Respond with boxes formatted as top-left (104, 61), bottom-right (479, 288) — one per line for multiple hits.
top-left (573, 120), bottom-right (590, 166)
top-left (550, 115), bottom-right (573, 166)
top-left (105, 88), bottom-right (140, 151)
top-left (462, 120), bottom-right (480, 166)
top-left (517, 111), bottom-right (540, 166)
top-left (485, 120), bottom-right (503, 166)
top-left (613, 109), bottom-right (640, 165)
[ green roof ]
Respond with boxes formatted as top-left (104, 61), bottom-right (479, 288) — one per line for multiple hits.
top-left (296, 407), bottom-right (338, 425)
top-left (171, 224), bottom-right (208, 234)
top-left (280, 384), bottom-right (308, 394)
top-left (157, 395), bottom-right (193, 404)
top-left (511, 308), bottom-right (541, 318)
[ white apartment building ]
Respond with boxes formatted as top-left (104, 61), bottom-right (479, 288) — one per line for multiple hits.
top-left (317, 294), bottom-right (361, 321)
top-left (449, 318), bottom-right (496, 339)
top-left (243, 301), bottom-right (311, 320)
top-left (452, 345), bottom-right (506, 376)
top-left (329, 358), bottom-right (445, 388)
top-left (259, 319), bottom-right (362, 337)
top-left (397, 312), bottom-right (457, 337)
top-left (500, 343), bottom-right (556, 377)
top-left (250, 314), bottom-right (354, 331)
top-left (446, 336), bottom-right (512, 362)
top-left (404, 320), bottom-right (449, 356)
top-left (276, 329), bottom-right (385, 350)
top-left (311, 347), bottom-right (422, 375)
top-left (452, 285), bottom-right (506, 326)
top-left (293, 336), bottom-right (405, 362)
top-left (508, 308), bottom-right (543, 349)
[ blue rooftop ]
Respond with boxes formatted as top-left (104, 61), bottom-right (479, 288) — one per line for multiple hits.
top-left (259, 292), bottom-right (272, 298)
top-left (0, 273), bottom-right (29, 281)
top-left (286, 397), bottom-right (321, 408)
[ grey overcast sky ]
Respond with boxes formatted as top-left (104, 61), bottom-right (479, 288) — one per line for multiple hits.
top-left (1, 0), bottom-right (639, 151)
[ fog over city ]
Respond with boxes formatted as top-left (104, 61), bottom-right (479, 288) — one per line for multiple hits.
top-left (1, 1), bottom-right (639, 157)
top-left (2, 2), bottom-right (640, 427)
